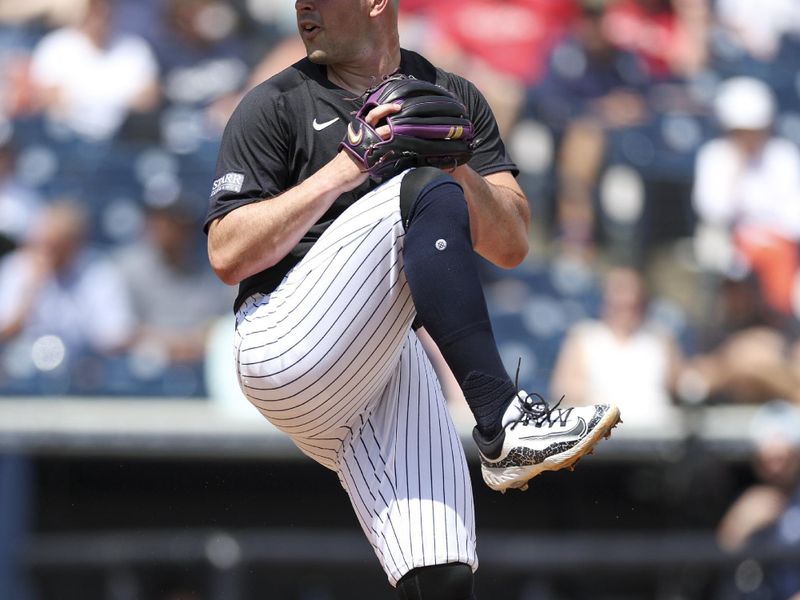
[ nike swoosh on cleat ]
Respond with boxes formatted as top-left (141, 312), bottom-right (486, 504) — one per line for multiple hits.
top-left (519, 418), bottom-right (587, 441)
top-left (313, 117), bottom-right (340, 131)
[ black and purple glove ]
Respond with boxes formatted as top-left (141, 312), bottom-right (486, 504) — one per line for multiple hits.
top-left (339, 75), bottom-right (475, 182)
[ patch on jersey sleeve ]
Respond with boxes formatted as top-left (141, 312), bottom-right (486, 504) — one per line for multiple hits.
top-left (210, 173), bottom-right (245, 197)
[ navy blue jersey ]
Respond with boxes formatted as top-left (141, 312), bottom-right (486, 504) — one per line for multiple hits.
top-left (205, 48), bottom-right (517, 311)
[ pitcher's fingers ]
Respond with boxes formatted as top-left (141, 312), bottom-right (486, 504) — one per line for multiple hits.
top-left (375, 125), bottom-right (391, 139)
top-left (364, 103), bottom-right (401, 127)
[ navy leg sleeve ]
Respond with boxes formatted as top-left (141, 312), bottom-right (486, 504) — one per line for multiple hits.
top-left (401, 167), bottom-right (516, 438)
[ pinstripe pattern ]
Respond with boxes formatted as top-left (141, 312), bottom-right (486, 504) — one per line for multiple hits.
top-left (233, 173), bottom-right (477, 584)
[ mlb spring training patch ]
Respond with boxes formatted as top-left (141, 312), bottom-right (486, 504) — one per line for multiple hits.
top-left (210, 172), bottom-right (245, 198)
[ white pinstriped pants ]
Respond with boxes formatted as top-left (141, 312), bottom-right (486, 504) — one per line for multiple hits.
top-left (233, 173), bottom-right (477, 585)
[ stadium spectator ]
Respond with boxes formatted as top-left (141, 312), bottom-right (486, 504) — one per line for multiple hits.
top-left (523, 2), bottom-right (650, 249)
top-left (713, 0), bottom-right (800, 61)
top-left (154, 0), bottom-right (247, 105)
top-left (114, 200), bottom-right (233, 366)
top-left (550, 265), bottom-right (683, 429)
top-left (526, 2), bottom-right (650, 132)
top-left (685, 272), bottom-right (800, 406)
top-left (27, 0), bottom-right (159, 142)
top-left (416, 0), bottom-right (579, 85)
top-left (0, 137), bottom-right (42, 258)
top-left (150, 0), bottom-right (248, 137)
top-left (717, 400), bottom-right (800, 599)
top-left (0, 199), bottom-right (135, 355)
top-left (602, 0), bottom-right (709, 79)
top-left (693, 77), bottom-right (800, 316)
top-left (396, 0), bottom-right (580, 136)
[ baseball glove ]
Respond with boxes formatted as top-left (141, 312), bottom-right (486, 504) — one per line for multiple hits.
top-left (339, 74), bottom-right (475, 182)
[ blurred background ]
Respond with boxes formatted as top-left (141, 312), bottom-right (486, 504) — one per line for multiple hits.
top-left (1, 0), bottom-right (800, 598)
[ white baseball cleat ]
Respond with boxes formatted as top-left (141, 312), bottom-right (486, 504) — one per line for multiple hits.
top-left (472, 392), bottom-right (621, 493)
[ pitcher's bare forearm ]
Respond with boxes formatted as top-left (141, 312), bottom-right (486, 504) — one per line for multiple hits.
top-left (208, 105), bottom-right (403, 285)
top-left (452, 166), bottom-right (530, 268)
top-left (208, 153), bottom-right (366, 285)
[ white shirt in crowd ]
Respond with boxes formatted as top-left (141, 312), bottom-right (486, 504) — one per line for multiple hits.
top-left (30, 28), bottom-right (158, 141)
top-left (558, 321), bottom-right (675, 429)
top-left (716, 0), bottom-right (800, 58)
top-left (693, 137), bottom-right (800, 240)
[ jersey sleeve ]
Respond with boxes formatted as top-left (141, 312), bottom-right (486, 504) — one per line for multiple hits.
top-left (203, 84), bottom-right (291, 232)
top-left (449, 76), bottom-right (518, 177)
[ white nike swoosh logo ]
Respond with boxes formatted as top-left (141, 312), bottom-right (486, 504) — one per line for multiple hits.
top-left (519, 418), bottom-right (587, 441)
top-left (313, 117), bottom-right (340, 131)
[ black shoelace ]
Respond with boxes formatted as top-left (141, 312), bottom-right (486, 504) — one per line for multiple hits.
top-left (510, 358), bottom-right (574, 430)
top-left (508, 393), bottom-right (574, 430)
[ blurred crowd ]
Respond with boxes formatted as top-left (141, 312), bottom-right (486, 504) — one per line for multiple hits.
top-left (0, 0), bottom-right (798, 399)
top-left (0, 0), bottom-right (799, 407)
top-left (1, 0), bottom-right (800, 597)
